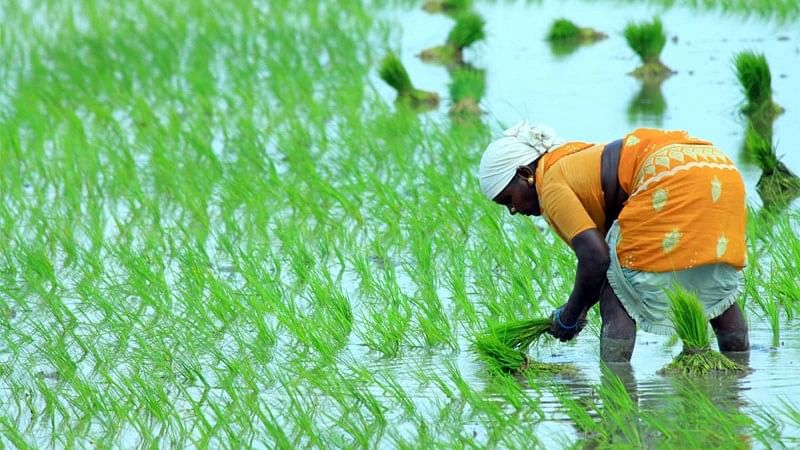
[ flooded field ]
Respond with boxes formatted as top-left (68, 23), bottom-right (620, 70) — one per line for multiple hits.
top-left (0, 0), bottom-right (798, 448)
top-left (387, 0), bottom-right (800, 196)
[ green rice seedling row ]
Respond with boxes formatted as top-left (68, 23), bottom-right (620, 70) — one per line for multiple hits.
top-left (1, 0), bottom-right (799, 448)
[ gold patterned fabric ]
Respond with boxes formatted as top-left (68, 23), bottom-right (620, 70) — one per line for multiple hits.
top-left (615, 129), bottom-right (747, 272)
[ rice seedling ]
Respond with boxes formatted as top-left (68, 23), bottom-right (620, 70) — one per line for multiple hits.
top-left (763, 296), bottom-right (781, 348)
top-left (443, 252), bottom-right (478, 325)
top-left (660, 285), bottom-right (745, 376)
top-left (745, 126), bottom-right (800, 209)
top-left (475, 332), bottom-right (529, 372)
top-left (748, 216), bottom-right (800, 345)
top-left (734, 50), bottom-right (784, 120)
top-left (648, 379), bottom-right (762, 448)
top-left (419, 12), bottom-right (485, 66)
top-left (357, 270), bottom-right (411, 358)
top-left (780, 399), bottom-right (800, 428)
top-left (558, 364), bottom-right (643, 447)
top-left (559, 364), bottom-right (782, 448)
top-left (546, 18), bottom-right (607, 56)
top-left (448, 66), bottom-right (485, 120)
top-left (770, 220), bottom-right (800, 321)
top-left (484, 318), bottom-right (552, 351)
top-left (623, 17), bottom-right (675, 80)
top-left (422, 0), bottom-right (472, 14)
top-left (739, 118), bottom-right (769, 166)
top-left (547, 18), bottom-right (607, 43)
top-left (2, 0), bottom-right (800, 447)
top-left (600, 0), bottom-right (800, 22)
top-left (378, 52), bottom-right (440, 110)
top-left (474, 318), bottom-right (574, 374)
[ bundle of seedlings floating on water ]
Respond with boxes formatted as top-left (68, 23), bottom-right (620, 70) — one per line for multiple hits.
top-left (734, 50), bottom-right (784, 122)
top-left (746, 126), bottom-right (800, 207)
top-left (378, 52), bottom-right (439, 110)
top-left (660, 285), bottom-right (745, 376)
top-left (546, 18), bottom-right (607, 56)
top-left (475, 318), bottom-right (574, 374)
top-left (624, 17), bottom-right (674, 80)
top-left (422, 0), bottom-right (472, 14)
top-left (419, 12), bottom-right (485, 66)
top-left (448, 66), bottom-right (485, 120)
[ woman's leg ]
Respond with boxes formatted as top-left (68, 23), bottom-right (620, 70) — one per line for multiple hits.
top-left (710, 303), bottom-right (749, 352)
top-left (600, 281), bottom-right (637, 363)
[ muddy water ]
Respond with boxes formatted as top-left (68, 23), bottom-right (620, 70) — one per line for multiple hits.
top-left (366, 1), bottom-right (800, 447)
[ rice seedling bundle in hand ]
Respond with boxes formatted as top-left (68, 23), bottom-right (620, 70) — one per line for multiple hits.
top-left (624, 17), bottom-right (674, 80)
top-left (379, 53), bottom-right (439, 110)
top-left (734, 51), bottom-right (784, 120)
top-left (660, 286), bottom-right (745, 376)
top-left (475, 318), bottom-right (572, 374)
top-left (419, 12), bottom-right (485, 66)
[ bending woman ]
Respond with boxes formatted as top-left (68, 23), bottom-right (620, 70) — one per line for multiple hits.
top-left (478, 121), bottom-right (749, 362)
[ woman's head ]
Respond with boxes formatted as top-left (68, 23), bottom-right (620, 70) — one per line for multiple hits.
top-left (479, 120), bottom-right (563, 215)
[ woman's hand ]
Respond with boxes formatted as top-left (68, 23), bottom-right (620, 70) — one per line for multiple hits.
top-left (548, 303), bottom-right (587, 342)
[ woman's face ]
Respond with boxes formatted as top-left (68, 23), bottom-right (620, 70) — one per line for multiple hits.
top-left (492, 166), bottom-right (541, 216)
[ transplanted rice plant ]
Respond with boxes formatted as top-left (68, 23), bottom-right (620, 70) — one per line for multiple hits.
top-left (475, 318), bottom-right (574, 374)
top-left (660, 286), bottom-right (745, 376)
top-left (419, 12), bottom-right (485, 66)
top-left (559, 366), bottom-right (781, 448)
top-left (734, 51), bottom-right (784, 120)
top-left (379, 52), bottom-right (440, 110)
top-left (556, 364), bottom-right (643, 447)
top-left (547, 18), bottom-right (606, 42)
top-left (422, 0), bottom-right (472, 14)
top-left (747, 128), bottom-right (800, 209)
top-left (448, 66), bottom-right (485, 119)
top-left (623, 17), bottom-right (674, 80)
top-left (546, 18), bottom-right (607, 56)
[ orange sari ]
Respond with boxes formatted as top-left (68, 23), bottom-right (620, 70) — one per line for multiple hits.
top-left (614, 129), bottom-right (747, 272)
top-left (535, 128), bottom-right (747, 273)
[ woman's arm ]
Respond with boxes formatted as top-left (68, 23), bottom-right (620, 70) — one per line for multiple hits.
top-left (549, 228), bottom-right (609, 341)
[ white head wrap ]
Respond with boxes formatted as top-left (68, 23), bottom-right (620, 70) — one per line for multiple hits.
top-left (478, 120), bottom-right (564, 200)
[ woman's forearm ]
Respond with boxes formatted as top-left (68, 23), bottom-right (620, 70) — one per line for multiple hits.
top-left (562, 229), bottom-right (610, 321)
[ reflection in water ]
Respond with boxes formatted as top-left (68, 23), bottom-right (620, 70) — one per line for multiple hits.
top-left (627, 79), bottom-right (666, 126)
top-left (604, 362), bottom-right (638, 400)
top-left (553, 363), bottom-right (645, 447)
top-left (554, 360), bottom-right (773, 448)
top-left (548, 39), bottom-right (582, 58)
top-left (448, 112), bottom-right (489, 138)
top-left (448, 65), bottom-right (486, 122)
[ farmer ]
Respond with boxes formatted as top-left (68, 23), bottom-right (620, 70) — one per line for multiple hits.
top-left (478, 121), bottom-right (750, 362)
